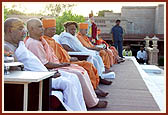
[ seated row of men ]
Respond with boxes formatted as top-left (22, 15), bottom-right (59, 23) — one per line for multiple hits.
top-left (4, 18), bottom-right (124, 111)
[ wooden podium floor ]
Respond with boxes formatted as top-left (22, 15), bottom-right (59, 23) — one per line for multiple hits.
top-left (88, 59), bottom-right (160, 111)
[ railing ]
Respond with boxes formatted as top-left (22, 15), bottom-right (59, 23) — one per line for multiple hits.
top-left (99, 33), bottom-right (164, 41)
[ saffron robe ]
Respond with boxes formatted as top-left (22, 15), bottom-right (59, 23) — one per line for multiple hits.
top-left (43, 35), bottom-right (100, 90)
top-left (77, 32), bottom-right (111, 68)
top-left (24, 37), bottom-right (99, 108)
top-left (58, 32), bottom-right (107, 74)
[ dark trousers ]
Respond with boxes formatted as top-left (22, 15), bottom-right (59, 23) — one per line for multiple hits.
top-left (137, 58), bottom-right (146, 64)
top-left (114, 40), bottom-right (123, 58)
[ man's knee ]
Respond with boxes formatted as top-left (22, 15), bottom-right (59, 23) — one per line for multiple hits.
top-left (99, 50), bottom-right (106, 56)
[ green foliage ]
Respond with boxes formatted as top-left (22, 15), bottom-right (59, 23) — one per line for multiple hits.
top-left (4, 4), bottom-right (45, 18)
top-left (97, 10), bottom-right (113, 17)
top-left (56, 10), bottom-right (85, 35)
top-left (4, 6), bottom-right (8, 21)
top-left (7, 9), bottom-right (25, 15)
top-left (45, 4), bottom-right (75, 17)
top-left (45, 4), bottom-right (62, 17)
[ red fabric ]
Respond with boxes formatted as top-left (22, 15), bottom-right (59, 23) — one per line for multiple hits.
top-left (91, 22), bottom-right (97, 40)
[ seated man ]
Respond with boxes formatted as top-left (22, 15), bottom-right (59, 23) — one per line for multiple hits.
top-left (42, 19), bottom-right (112, 87)
top-left (24, 18), bottom-right (108, 108)
top-left (78, 23), bottom-right (124, 65)
top-left (123, 44), bottom-right (132, 56)
top-left (4, 18), bottom-right (87, 111)
top-left (77, 23), bottom-right (121, 66)
top-left (59, 21), bottom-right (113, 72)
top-left (58, 21), bottom-right (113, 81)
top-left (137, 46), bottom-right (147, 64)
top-left (96, 28), bottom-right (125, 64)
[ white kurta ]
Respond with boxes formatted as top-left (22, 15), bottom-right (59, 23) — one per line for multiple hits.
top-left (58, 32), bottom-right (105, 77)
top-left (53, 34), bottom-right (60, 44)
top-left (14, 41), bottom-right (87, 111)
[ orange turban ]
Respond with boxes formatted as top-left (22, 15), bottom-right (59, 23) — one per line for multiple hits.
top-left (79, 23), bottom-right (88, 29)
top-left (42, 19), bottom-right (56, 28)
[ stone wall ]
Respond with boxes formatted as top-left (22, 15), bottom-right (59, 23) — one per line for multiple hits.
top-left (155, 4), bottom-right (164, 34)
top-left (91, 4), bottom-right (164, 34)
top-left (121, 6), bottom-right (156, 34)
top-left (86, 13), bottom-right (127, 33)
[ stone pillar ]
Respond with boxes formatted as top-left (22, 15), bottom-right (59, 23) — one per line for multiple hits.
top-left (144, 35), bottom-right (159, 65)
top-left (144, 36), bottom-right (151, 50)
top-left (152, 36), bottom-right (159, 50)
top-left (151, 36), bottom-right (159, 65)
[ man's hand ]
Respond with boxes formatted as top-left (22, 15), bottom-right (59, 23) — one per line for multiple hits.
top-left (60, 63), bottom-right (70, 67)
top-left (52, 70), bottom-right (61, 78)
top-left (45, 62), bottom-right (70, 69)
top-left (95, 47), bottom-right (104, 51)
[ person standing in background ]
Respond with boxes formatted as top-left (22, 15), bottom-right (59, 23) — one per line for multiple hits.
top-left (86, 11), bottom-right (98, 45)
top-left (111, 19), bottom-right (124, 58)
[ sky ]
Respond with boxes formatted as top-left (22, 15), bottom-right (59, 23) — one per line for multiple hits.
top-left (3, 2), bottom-right (164, 17)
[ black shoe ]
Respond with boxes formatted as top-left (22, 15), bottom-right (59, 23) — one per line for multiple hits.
top-left (100, 78), bottom-right (112, 85)
top-left (95, 89), bottom-right (109, 97)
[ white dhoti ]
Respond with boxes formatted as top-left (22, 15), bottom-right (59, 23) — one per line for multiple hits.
top-left (57, 68), bottom-right (99, 108)
top-left (52, 70), bottom-right (87, 111)
top-left (15, 41), bottom-right (87, 111)
top-left (68, 51), bottom-right (105, 78)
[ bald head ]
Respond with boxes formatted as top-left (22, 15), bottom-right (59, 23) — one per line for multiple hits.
top-left (27, 18), bottom-right (44, 39)
top-left (4, 18), bottom-right (26, 46)
top-left (27, 18), bottom-right (41, 31)
top-left (4, 18), bottom-right (24, 34)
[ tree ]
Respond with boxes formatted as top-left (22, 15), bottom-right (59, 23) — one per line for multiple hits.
top-left (44, 3), bottom-right (75, 17)
top-left (97, 10), bottom-right (113, 17)
top-left (4, 6), bottom-right (8, 21)
top-left (56, 10), bottom-right (85, 34)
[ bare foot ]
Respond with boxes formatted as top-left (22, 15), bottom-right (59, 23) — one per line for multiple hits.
top-left (95, 101), bottom-right (108, 108)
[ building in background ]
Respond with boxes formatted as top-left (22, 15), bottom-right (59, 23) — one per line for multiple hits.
top-left (86, 4), bottom-right (164, 35)
top-left (85, 4), bottom-right (164, 65)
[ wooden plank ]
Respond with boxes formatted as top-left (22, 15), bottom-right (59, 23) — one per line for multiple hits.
top-left (88, 59), bottom-right (160, 111)
top-left (4, 71), bottom-right (55, 83)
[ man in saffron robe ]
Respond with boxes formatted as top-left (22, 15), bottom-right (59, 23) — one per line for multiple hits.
top-left (77, 23), bottom-right (114, 67)
top-left (42, 19), bottom-right (112, 87)
top-left (24, 18), bottom-right (108, 108)
top-left (78, 23), bottom-right (124, 65)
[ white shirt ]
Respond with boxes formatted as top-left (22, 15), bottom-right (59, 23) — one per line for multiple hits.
top-left (53, 34), bottom-right (60, 44)
top-left (15, 41), bottom-right (48, 71)
top-left (59, 32), bottom-right (97, 54)
top-left (137, 50), bottom-right (147, 60)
